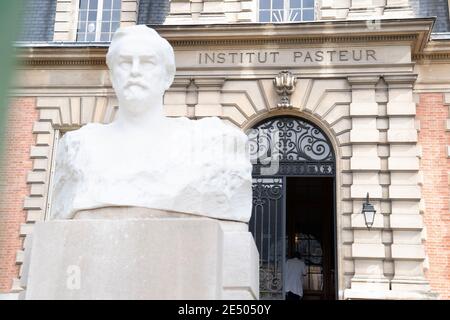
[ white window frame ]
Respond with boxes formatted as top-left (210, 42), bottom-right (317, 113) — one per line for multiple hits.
top-left (446, 0), bottom-right (450, 33)
top-left (258, 0), bottom-right (316, 23)
top-left (76, 0), bottom-right (121, 42)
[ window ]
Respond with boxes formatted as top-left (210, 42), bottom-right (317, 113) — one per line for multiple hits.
top-left (259, 0), bottom-right (315, 23)
top-left (77, 0), bottom-right (121, 42)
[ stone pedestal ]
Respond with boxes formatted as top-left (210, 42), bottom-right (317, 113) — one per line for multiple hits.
top-left (21, 217), bottom-right (259, 300)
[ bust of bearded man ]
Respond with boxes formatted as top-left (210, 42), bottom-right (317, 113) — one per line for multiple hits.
top-left (50, 25), bottom-right (252, 223)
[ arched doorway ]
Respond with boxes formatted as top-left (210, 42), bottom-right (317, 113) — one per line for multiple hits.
top-left (247, 116), bottom-right (337, 300)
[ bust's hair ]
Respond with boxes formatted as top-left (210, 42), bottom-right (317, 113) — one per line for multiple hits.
top-left (106, 25), bottom-right (175, 89)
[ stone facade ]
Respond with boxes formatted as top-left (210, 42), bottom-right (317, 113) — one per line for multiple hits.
top-left (1, 0), bottom-right (450, 300)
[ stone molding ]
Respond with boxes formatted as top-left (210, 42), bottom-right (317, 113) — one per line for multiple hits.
top-left (414, 41), bottom-right (450, 63)
top-left (18, 18), bottom-right (445, 68)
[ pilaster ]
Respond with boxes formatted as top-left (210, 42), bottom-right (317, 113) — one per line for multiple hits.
top-left (53, 0), bottom-right (78, 41)
top-left (384, 75), bottom-right (431, 293)
top-left (348, 75), bottom-right (390, 292)
top-left (193, 78), bottom-right (225, 117)
top-left (120, 0), bottom-right (139, 27)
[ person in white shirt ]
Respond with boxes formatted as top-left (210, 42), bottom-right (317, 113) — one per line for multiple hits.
top-left (285, 252), bottom-right (307, 300)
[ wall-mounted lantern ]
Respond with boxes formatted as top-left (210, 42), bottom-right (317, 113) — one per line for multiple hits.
top-left (273, 70), bottom-right (297, 108)
top-left (362, 193), bottom-right (376, 229)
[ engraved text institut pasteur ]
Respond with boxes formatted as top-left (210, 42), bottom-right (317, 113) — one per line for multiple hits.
top-left (198, 49), bottom-right (377, 65)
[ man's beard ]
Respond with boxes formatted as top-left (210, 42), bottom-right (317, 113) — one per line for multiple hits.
top-left (123, 85), bottom-right (148, 101)
top-left (122, 80), bottom-right (149, 101)
top-left (117, 83), bottom-right (163, 115)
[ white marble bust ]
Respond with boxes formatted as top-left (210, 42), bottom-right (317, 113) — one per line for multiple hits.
top-left (50, 25), bottom-right (252, 222)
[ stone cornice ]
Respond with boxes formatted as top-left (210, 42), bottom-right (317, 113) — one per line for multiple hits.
top-left (16, 46), bottom-right (107, 66)
top-left (16, 18), bottom-right (435, 66)
top-left (413, 39), bottom-right (450, 62)
top-left (155, 18), bottom-right (433, 53)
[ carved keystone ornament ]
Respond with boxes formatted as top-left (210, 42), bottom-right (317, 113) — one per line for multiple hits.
top-left (273, 70), bottom-right (297, 108)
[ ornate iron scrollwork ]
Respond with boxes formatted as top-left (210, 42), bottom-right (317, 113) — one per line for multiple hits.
top-left (248, 117), bottom-right (335, 176)
top-left (251, 178), bottom-right (284, 300)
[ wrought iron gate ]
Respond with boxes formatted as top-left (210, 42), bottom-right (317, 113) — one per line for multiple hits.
top-left (247, 116), bottom-right (335, 300)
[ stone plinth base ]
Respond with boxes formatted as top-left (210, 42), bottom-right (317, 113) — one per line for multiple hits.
top-left (22, 218), bottom-right (259, 300)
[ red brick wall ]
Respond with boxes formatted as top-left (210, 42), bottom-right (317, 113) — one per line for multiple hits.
top-left (416, 93), bottom-right (450, 299)
top-left (0, 97), bottom-right (37, 292)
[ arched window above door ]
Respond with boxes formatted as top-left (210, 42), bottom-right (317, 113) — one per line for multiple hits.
top-left (247, 116), bottom-right (335, 176)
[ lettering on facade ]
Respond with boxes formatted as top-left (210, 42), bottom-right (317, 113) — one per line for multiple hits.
top-left (197, 49), bottom-right (377, 65)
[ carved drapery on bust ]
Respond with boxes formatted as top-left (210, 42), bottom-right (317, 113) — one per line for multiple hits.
top-left (50, 25), bottom-right (252, 222)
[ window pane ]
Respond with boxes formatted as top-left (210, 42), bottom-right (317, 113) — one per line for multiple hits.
top-left (112, 10), bottom-right (120, 21)
top-left (103, 0), bottom-right (112, 9)
top-left (272, 10), bottom-right (283, 22)
top-left (260, 0), bottom-right (270, 9)
top-left (113, 0), bottom-right (121, 9)
top-left (302, 9), bottom-right (314, 21)
top-left (87, 22), bottom-right (96, 33)
top-left (303, 0), bottom-right (314, 8)
top-left (88, 10), bottom-right (97, 21)
top-left (76, 32), bottom-right (85, 42)
top-left (86, 32), bottom-right (95, 42)
top-left (78, 9), bottom-right (88, 22)
top-left (273, 0), bottom-right (283, 10)
top-left (100, 32), bottom-right (110, 42)
top-left (101, 22), bottom-right (110, 33)
top-left (78, 22), bottom-right (86, 32)
top-left (102, 9), bottom-right (112, 22)
top-left (289, 9), bottom-right (301, 21)
top-left (259, 10), bottom-right (270, 22)
top-left (111, 21), bottom-right (120, 32)
top-left (290, 0), bottom-right (301, 8)
top-left (89, 0), bottom-right (98, 9)
top-left (79, 0), bottom-right (88, 9)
